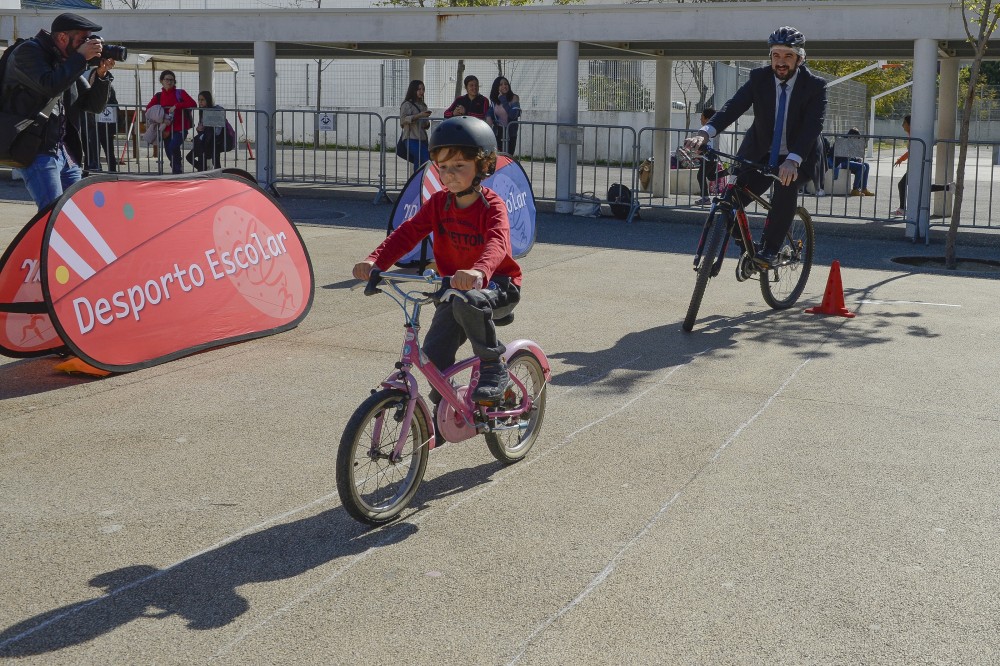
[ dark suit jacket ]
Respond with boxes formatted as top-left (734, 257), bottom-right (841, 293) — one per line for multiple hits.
top-left (708, 64), bottom-right (827, 176)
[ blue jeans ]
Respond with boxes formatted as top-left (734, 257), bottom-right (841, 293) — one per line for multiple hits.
top-left (18, 145), bottom-right (83, 211)
top-left (834, 158), bottom-right (869, 190)
top-left (164, 129), bottom-right (188, 174)
top-left (401, 139), bottom-right (429, 172)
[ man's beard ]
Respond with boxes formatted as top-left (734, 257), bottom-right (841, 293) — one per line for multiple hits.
top-left (772, 63), bottom-right (799, 82)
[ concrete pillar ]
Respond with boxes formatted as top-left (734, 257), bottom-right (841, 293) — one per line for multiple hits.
top-left (907, 38), bottom-right (938, 241)
top-left (409, 57), bottom-right (425, 85)
top-left (254, 41), bottom-right (276, 188)
top-left (198, 56), bottom-right (214, 99)
top-left (653, 56), bottom-right (672, 197)
top-left (555, 40), bottom-right (579, 214)
top-left (933, 57), bottom-right (959, 217)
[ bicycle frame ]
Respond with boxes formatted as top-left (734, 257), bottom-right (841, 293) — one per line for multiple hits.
top-left (364, 271), bottom-right (550, 460)
top-left (692, 152), bottom-right (777, 277)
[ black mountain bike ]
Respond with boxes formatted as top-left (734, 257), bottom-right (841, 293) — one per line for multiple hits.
top-left (682, 147), bottom-right (815, 332)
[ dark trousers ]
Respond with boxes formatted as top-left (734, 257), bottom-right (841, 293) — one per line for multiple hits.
top-left (422, 283), bottom-right (520, 373)
top-left (494, 125), bottom-right (518, 155)
top-left (898, 171), bottom-right (946, 209)
top-left (735, 161), bottom-right (800, 252)
top-left (186, 132), bottom-right (223, 172)
top-left (698, 157), bottom-right (719, 197)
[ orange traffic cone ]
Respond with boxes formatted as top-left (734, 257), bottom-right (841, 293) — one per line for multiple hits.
top-left (805, 260), bottom-right (856, 318)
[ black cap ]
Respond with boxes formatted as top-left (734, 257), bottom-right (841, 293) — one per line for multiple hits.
top-left (51, 13), bottom-right (103, 34)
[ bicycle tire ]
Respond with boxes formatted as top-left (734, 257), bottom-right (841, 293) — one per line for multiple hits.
top-left (484, 350), bottom-right (547, 464)
top-left (759, 206), bottom-right (815, 310)
top-left (336, 389), bottom-right (430, 525)
top-left (683, 210), bottom-right (727, 332)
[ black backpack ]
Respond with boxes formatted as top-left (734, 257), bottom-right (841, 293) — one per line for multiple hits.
top-left (0, 38), bottom-right (46, 167)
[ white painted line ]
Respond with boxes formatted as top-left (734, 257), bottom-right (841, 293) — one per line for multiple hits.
top-left (856, 299), bottom-right (960, 308)
top-left (508, 356), bottom-right (813, 665)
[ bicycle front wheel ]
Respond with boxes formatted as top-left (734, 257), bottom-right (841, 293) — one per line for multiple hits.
top-left (683, 210), bottom-right (727, 332)
top-left (485, 350), bottom-right (547, 464)
top-left (760, 206), bottom-right (815, 309)
top-left (336, 389), bottom-right (430, 525)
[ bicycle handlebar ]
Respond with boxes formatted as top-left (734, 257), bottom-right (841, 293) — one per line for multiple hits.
top-left (678, 145), bottom-right (781, 183)
top-left (359, 269), bottom-right (470, 303)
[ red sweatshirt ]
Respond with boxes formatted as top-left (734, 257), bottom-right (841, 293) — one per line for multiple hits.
top-left (368, 187), bottom-right (522, 286)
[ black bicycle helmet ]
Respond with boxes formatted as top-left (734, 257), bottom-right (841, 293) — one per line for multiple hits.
top-left (767, 26), bottom-right (805, 49)
top-left (428, 116), bottom-right (497, 155)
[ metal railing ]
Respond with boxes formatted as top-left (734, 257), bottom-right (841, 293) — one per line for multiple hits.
top-left (66, 107), bottom-right (1000, 231)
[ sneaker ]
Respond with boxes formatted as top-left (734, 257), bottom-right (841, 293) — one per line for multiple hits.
top-left (754, 248), bottom-right (778, 267)
top-left (861, 189), bottom-right (875, 196)
top-left (849, 188), bottom-right (862, 197)
top-left (890, 208), bottom-right (905, 217)
top-left (694, 196), bottom-right (711, 206)
top-left (472, 360), bottom-right (509, 404)
top-left (816, 189), bottom-right (826, 197)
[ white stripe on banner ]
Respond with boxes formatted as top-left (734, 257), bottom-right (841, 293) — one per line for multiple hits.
top-left (421, 170), bottom-right (443, 201)
top-left (48, 229), bottom-right (96, 280)
top-left (62, 199), bottom-right (118, 264)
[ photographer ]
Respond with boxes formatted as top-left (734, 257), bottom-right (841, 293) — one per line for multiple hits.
top-left (1, 13), bottom-right (116, 210)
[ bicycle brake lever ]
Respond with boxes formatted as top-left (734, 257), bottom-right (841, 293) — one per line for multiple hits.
top-left (363, 269), bottom-right (383, 296)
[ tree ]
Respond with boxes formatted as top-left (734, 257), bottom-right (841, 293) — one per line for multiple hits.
top-left (946, 0), bottom-right (1000, 268)
top-left (808, 59), bottom-right (913, 117)
top-left (673, 60), bottom-right (709, 128)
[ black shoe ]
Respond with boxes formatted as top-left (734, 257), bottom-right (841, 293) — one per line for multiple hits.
top-left (755, 248), bottom-right (778, 267)
top-left (472, 360), bottom-right (509, 404)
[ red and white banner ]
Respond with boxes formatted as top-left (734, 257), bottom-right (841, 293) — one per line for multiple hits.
top-left (0, 171), bottom-right (313, 372)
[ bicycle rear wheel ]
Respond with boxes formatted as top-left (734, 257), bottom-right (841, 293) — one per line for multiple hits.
top-left (760, 206), bottom-right (815, 309)
top-left (336, 389), bottom-right (430, 525)
top-left (683, 210), bottom-right (727, 332)
top-left (485, 350), bottom-right (547, 464)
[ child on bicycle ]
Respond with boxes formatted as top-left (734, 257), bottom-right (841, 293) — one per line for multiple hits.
top-left (353, 116), bottom-right (522, 404)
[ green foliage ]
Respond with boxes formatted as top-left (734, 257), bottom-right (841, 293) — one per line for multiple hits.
top-left (578, 75), bottom-right (652, 111)
top-left (375, 0), bottom-right (580, 6)
top-left (809, 59), bottom-right (912, 116)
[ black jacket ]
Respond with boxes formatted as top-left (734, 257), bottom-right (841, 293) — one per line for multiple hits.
top-left (1, 30), bottom-right (111, 164)
top-left (708, 64), bottom-right (827, 176)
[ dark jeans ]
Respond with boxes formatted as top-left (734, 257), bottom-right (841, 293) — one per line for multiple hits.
top-left (163, 129), bottom-right (187, 174)
top-left (494, 125), bottom-right (518, 155)
top-left (186, 132), bottom-right (223, 171)
top-left (898, 171), bottom-right (947, 209)
top-left (698, 157), bottom-right (719, 197)
top-left (422, 281), bottom-right (520, 375)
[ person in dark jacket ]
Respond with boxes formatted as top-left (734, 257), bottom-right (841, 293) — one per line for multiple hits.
top-left (684, 26), bottom-right (827, 266)
top-left (1, 13), bottom-right (115, 210)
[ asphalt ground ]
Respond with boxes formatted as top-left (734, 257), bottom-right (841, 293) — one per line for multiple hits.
top-left (2, 178), bottom-right (1000, 665)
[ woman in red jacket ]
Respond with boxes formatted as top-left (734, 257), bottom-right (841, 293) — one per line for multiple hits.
top-left (146, 70), bottom-right (197, 174)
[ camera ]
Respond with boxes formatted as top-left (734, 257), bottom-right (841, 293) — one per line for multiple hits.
top-left (85, 35), bottom-right (128, 63)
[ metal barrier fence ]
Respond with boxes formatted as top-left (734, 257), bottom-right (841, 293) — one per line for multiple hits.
top-left (66, 107), bottom-right (996, 231)
top-left (75, 104), bottom-right (262, 178)
top-left (510, 120), bottom-right (639, 215)
top-left (272, 109), bottom-right (383, 194)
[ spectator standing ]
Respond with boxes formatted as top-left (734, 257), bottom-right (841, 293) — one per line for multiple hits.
top-left (0, 13), bottom-right (114, 210)
top-left (487, 76), bottom-right (521, 154)
top-left (84, 82), bottom-right (119, 173)
top-left (398, 79), bottom-right (432, 171)
top-left (444, 75), bottom-right (491, 122)
top-left (146, 70), bottom-right (197, 174)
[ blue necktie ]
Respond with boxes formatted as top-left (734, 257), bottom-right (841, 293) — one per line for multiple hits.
top-left (769, 82), bottom-right (787, 167)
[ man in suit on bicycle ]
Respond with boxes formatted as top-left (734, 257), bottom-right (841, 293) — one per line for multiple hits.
top-left (684, 26), bottom-right (827, 266)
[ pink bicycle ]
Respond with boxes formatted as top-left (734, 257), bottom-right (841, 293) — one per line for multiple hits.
top-left (337, 270), bottom-right (551, 525)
